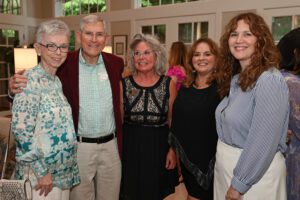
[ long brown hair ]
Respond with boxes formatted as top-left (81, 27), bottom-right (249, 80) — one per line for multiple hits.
top-left (168, 41), bottom-right (188, 68)
top-left (216, 12), bottom-right (280, 98)
top-left (183, 37), bottom-right (219, 88)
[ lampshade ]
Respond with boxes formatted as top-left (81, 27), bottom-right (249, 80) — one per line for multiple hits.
top-left (14, 48), bottom-right (38, 73)
top-left (103, 46), bottom-right (112, 53)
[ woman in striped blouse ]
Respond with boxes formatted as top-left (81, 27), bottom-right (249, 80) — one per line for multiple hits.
top-left (214, 12), bottom-right (289, 200)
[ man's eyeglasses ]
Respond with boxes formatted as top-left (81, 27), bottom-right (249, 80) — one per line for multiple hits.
top-left (39, 43), bottom-right (69, 53)
top-left (82, 31), bottom-right (107, 40)
top-left (133, 50), bottom-right (154, 58)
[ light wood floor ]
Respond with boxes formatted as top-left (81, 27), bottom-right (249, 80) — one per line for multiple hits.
top-left (164, 183), bottom-right (188, 200)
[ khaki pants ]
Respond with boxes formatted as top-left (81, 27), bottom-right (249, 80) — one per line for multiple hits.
top-left (214, 140), bottom-right (287, 200)
top-left (33, 187), bottom-right (69, 200)
top-left (70, 138), bottom-right (121, 200)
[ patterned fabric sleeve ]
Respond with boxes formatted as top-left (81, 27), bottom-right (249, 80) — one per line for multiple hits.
top-left (12, 75), bottom-right (48, 178)
top-left (285, 74), bottom-right (300, 140)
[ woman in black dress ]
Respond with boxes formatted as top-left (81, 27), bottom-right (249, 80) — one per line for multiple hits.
top-left (169, 38), bottom-right (220, 200)
top-left (120, 33), bottom-right (178, 200)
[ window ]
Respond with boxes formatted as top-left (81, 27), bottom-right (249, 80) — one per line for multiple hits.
top-left (141, 24), bottom-right (166, 44)
top-left (0, 0), bottom-right (21, 15)
top-left (140, 0), bottom-right (199, 7)
top-left (272, 15), bottom-right (300, 42)
top-left (69, 31), bottom-right (76, 51)
top-left (0, 28), bottom-right (19, 112)
top-left (56, 0), bottom-right (106, 16)
top-left (178, 21), bottom-right (208, 45)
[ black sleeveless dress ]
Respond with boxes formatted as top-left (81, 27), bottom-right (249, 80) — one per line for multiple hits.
top-left (120, 75), bottom-right (178, 200)
top-left (170, 83), bottom-right (220, 199)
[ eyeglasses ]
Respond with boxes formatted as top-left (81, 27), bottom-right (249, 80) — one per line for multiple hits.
top-left (82, 31), bottom-right (107, 40)
top-left (39, 43), bottom-right (69, 53)
top-left (133, 50), bottom-right (154, 58)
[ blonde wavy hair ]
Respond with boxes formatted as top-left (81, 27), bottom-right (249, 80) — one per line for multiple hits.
top-left (127, 33), bottom-right (167, 75)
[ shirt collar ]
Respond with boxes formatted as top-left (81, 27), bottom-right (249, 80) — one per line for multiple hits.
top-left (79, 48), bottom-right (103, 66)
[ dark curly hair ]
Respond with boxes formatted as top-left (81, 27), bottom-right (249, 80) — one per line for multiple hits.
top-left (216, 12), bottom-right (280, 98)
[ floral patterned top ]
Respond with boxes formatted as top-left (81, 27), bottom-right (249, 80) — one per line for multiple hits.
top-left (12, 64), bottom-right (80, 189)
top-left (281, 70), bottom-right (300, 200)
top-left (166, 65), bottom-right (186, 91)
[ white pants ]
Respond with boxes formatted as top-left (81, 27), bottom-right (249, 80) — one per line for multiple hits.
top-left (33, 187), bottom-right (69, 200)
top-left (70, 138), bottom-right (121, 200)
top-left (214, 140), bottom-right (287, 200)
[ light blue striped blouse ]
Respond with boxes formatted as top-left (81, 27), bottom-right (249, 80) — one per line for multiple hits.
top-left (215, 68), bottom-right (290, 193)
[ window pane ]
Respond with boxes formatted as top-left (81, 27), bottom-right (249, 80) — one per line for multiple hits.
top-left (0, 62), bottom-right (9, 79)
top-left (141, 0), bottom-right (150, 7)
top-left (63, 0), bottom-right (73, 16)
top-left (0, 48), bottom-right (16, 74)
top-left (0, 0), bottom-right (21, 15)
top-left (98, 0), bottom-right (106, 12)
top-left (69, 31), bottom-right (75, 51)
top-left (193, 21), bottom-right (208, 41)
top-left (13, 0), bottom-right (21, 14)
top-left (0, 63), bottom-right (11, 111)
top-left (0, 29), bottom-right (18, 46)
top-left (154, 25), bottom-right (166, 44)
top-left (0, 31), bottom-right (6, 45)
top-left (63, 0), bottom-right (106, 15)
top-left (90, 2), bottom-right (98, 13)
top-left (149, 0), bottom-right (159, 6)
top-left (175, 0), bottom-right (186, 3)
top-left (81, 1), bottom-right (89, 14)
top-left (162, 0), bottom-right (172, 5)
top-left (272, 16), bottom-right (292, 42)
top-left (142, 26), bottom-right (152, 35)
top-left (73, 1), bottom-right (80, 15)
top-left (3, 29), bottom-right (18, 46)
top-left (0, 30), bottom-right (16, 112)
top-left (179, 23), bottom-right (192, 43)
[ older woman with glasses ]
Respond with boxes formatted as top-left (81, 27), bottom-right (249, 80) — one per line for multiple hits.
top-left (119, 33), bottom-right (179, 200)
top-left (12, 19), bottom-right (80, 200)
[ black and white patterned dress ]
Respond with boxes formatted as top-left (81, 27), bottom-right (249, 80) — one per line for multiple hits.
top-left (120, 75), bottom-right (178, 200)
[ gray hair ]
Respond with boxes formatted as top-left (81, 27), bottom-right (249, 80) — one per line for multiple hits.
top-left (36, 19), bottom-right (70, 43)
top-left (128, 33), bottom-right (167, 75)
top-left (79, 14), bottom-right (107, 33)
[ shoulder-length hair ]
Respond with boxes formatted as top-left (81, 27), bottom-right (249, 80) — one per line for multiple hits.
top-left (168, 41), bottom-right (188, 68)
top-left (183, 37), bottom-right (219, 88)
top-left (216, 12), bottom-right (280, 98)
top-left (127, 33), bottom-right (167, 75)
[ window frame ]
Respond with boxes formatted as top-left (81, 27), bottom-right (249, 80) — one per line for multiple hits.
top-left (136, 0), bottom-right (200, 8)
top-left (56, 0), bottom-right (107, 17)
top-left (264, 7), bottom-right (300, 43)
top-left (0, 0), bottom-right (21, 15)
top-left (0, 25), bottom-right (24, 113)
top-left (135, 14), bottom-right (215, 57)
